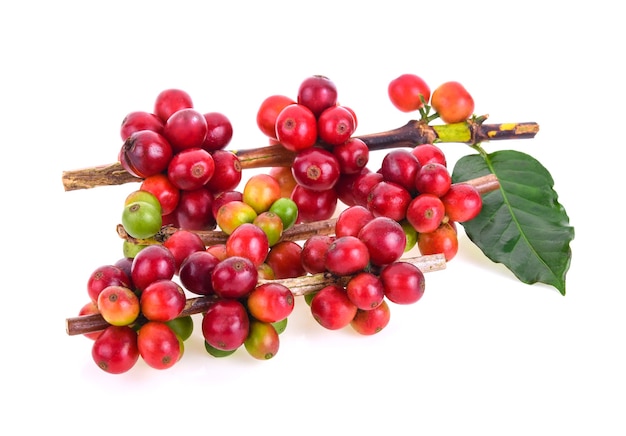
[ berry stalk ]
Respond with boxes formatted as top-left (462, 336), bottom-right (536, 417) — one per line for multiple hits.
top-left (65, 253), bottom-right (446, 336)
top-left (61, 121), bottom-right (537, 191)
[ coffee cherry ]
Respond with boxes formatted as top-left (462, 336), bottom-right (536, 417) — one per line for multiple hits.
top-left (275, 103), bottom-right (318, 152)
top-left (140, 173), bottom-right (180, 216)
top-left (140, 279), bottom-right (186, 322)
top-left (317, 105), bottom-right (356, 145)
top-left (301, 234), bottom-right (334, 274)
top-left (225, 222), bottom-right (270, 267)
top-left (246, 282), bottom-right (295, 323)
top-left (242, 174), bottom-right (281, 214)
top-left (268, 197), bottom-right (298, 230)
top-left (163, 108), bottom-right (208, 152)
top-left (78, 302), bottom-right (102, 340)
top-left (411, 143), bottom-right (447, 167)
top-left (131, 244), bottom-right (176, 292)
top-left (265, 240), bottom-right (306, 279)
top-left (122, 201), bottom-right (162, 240)
top-left (380, 149), bottom-right (421, 194)
top-left (291, 185), bottom-right (337, 223)
top-left (211, 256), bottom-right (258, 300)
top-left (202, 111), bottom-right (233, 151)
top-left (175, 187), bottom-right (216, 231)
top-left (120, 111), bottom-right (164, 140)
top-left (256, 94), bottom-right (296, 139)
top-left (324, 236), bottom-right (370, 276)
top-left (358, 216), bottom-right (406, 266)
top-left (417, 222), bottom-right (459, 261)
top-left (119, 130), bottom-right (173, 178)
top-left (350, 300), bottom-right (391, 335)
top-left (179, 250), bottom-right (220, 295)
top-left (380, 261), bottom-right (425, 305)
top-left (335, 205), bottom-right (374, 238)
top-left (388, 73), bottom-right (431, 112)
top-left (346, 272), bottom-right (385, 310)
top-left (333, 137), bottom-right (369, 175)
top-left (406, 193), bottom-right (446, 234)
top-left (291, 146), bottom-right (341, 191)
top-left (137, 321), bottom-right (182, 370)
top-left (87, 264), bottom-right (132, 304)
top-left (297, 75), bottom-right (338, 118)
top-left (154, 88), bottom-right (193, 122)
top-left (162, 229), bottom-right (205, 273)
top-left (202, 299), bottom-right (250, 351)
top-left (216, 200), bottom-right (258, 234)
top-left (367, 181), bottom-right (412, 221)
top-left (167, 148), bottom-right (215, 191)
top-left (97, 285), bottom-right (140, 326)
top-left (92, 325), bottom-right (139, 374)
top-left (244, 320), bottom-right (280, 360)
top-left (310, 284), bottom-right (357, 330)
top-left (415, 162), bottom-right (451, 197)
top-left (253, 211), bottom-right (284, 247)
top-left (204, 150), bottom-right (242, 193)
top-left (441, 183), bottom-right (483, 222)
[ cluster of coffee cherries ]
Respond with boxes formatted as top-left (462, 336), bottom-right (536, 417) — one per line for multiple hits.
top-left (75, 73), bottom-right (485, 374)
top-left (118, 88), bottom-right (241, 233)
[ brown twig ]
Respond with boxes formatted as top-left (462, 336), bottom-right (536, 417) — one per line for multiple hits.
top-left (65, 253), bottom-right (446, 336)
top-left (61, 120), bottom-right (537, 191)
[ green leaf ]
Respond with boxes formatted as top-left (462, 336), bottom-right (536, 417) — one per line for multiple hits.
top-left (451, 150), bottom-right (574, 295)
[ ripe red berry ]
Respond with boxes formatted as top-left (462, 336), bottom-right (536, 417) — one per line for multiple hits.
top-left (388, 73), bottom-right (431, 112)
top-left (154, 88), bottom-right (193, 122)
top-left (357, 216), bottom-right (407, 266)
top-left (163, 108), bottom-right (208, 152)
top-left (406, 193), bottom-right (446, 234)
top-left (119, 130), bottom-right (173, 179)
top-left (440, 183), bottom-right (483, 222)
top-left (291, 147), bottom-right (341, 191)
top-left (202, 112), bottom-right (233, 151)
top-left (297, 75), bottom-right (338, 118)
top-left (310, 284), bottom-right (357, 330)
top-left (275, 103), bottom-right (318, 152)
top-left (380, 261), bottom-right (425, 305)
top-left (317, 105), bottom-right (356, 145)
top-left (324, 236), bottom-right (370, 276)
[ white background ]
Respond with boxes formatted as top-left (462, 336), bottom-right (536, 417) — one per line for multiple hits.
top-left (1, 1), bottom-right (624, 435)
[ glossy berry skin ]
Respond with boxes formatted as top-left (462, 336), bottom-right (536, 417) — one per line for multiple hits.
top-left (388, 73), bottom-right (431, 112)
top-left (202, 112), bottom-right (233, 151)
top-left (346, 272), bottom-right (385, 310)
top-left (167, 148), bottom-right (215, 191)
top-left (297, 75), bottom-right (338, 118)
top-left (162, 229), bottom-right (205, 273)
top-left (175, 187), bottom-right (216, 231)
top-left (242, 174), bottom-right (282, 214)
top-left (275, 103), bottom-right (318, 152)
top-left (415, 162), bottom-right (451, 197)
top-left (204, 150), bottom-right (242, 194)
top-left (179, 250), bottom-right (220, 295)
top-left (406, 193), bottom-right (446, 234)
top-left (291, 147), bottom-right (341, 191)
top-left (244, 320), bottom-right (280, 360)
top-left (163, 108), bottom-right (208, 152)
top-left (137, 321), bottom-right (182, 370)
top-left (216, 200), bottom-right (257, 235)
top-left (440, 184), bottom-right (483, 222)
top-left (268, 197), bottom-right (298, 230)
top-left (202, 299), bottom-right (250, 351)
top-left (253, 212), bottom-right (284, 247)
top-left (357, 217), bottom-right (406, 266)
top-left (380, 149), bottom-right (421, 194)
top-left (317, 105), bottom-right (356, 146)
top-left (335, 205), bottom-right (374, 238)
top-left (120, 111), bottom-right (164, 140)
top-left (140, 279), bottom-right (186, 322)
top-left (350, 300), bottom-right (391, 335)
top-left (87, 264), bottom-right (132, 304)
top-left (333, 138), bottom-right (369, 175)
top-left (119, 130), bottom-right (173, 179)
top-left (166, 315), bottom-right (194, 342)
top-left (310, 284), bottom-right (357, 330)
top-left (300, 234), bottom-right (334, 274)
top-left (430, 81), bottom-right (475, 124)
top-left (211, 190), bottom-right (243, 219)
top-left (291, 185), bottom-right (337, 223)
top-left (246, 283), bottom-right (295, 323)
top-left (225, 222), bottom-right (270, 267)
top-left (154, 88), bottom-right (193, 122)
top-left (131, 244), bottom-right (177, 292)
top-left (97, 285), bottom-right (140, 326)
top-left (122, 201), bottom-right (162, 240)
top-left (380, 261), bottom-right (425, 305)
top-left (352, 171), bottom-right (383, 207)
top-left (256, 94), bottom-right (296, 139)
top-left (411, 143), bottom-right (447, 167)
top-left (265, 240), bottom-right (306, 279)
top-left (140, 173), bottom-right (180, 216)
top-left (92, 325), bottom-right (139, 374)
top-left (269, 166), bottom-right (298, 199)
top-left (367, 181), bottom-right (412, 221)
top-left (417, 222), bottom-right (459, 261)
top-left (211, 256), bottom-right (259, 300)
top-left (324, 236), bottom-right (370, 276)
